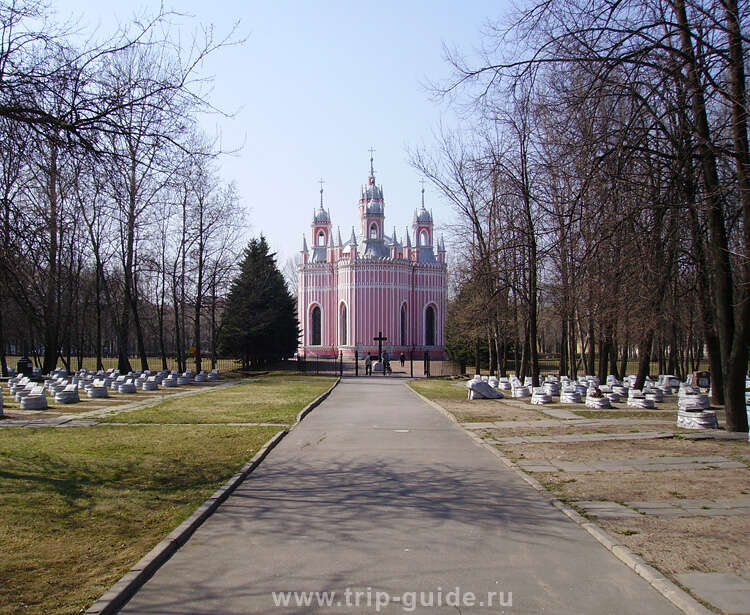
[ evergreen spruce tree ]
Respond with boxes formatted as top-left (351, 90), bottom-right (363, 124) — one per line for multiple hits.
top-left (219, 236), bottom-right (299, 368)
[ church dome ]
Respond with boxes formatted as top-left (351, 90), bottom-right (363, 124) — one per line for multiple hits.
top-left (313, 205), bottom-right (330, 224)
top-left (415, 206), bottom-right (432, 223)
top-left (361, 178), bottom-right (384, 214)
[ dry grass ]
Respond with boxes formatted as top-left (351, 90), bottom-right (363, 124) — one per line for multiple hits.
top-left (0, 424), bottom-right (279, 615)
top-left (537, 468), bottom-right (750, 502)
top-left (600, 516), bottom-right (750, 576)
top-left (498, 436), bottom-right (750, 463)
top-left (408, 379), bottom-right (546, 421)
top-left (480, 423), bottom-right (673, 439)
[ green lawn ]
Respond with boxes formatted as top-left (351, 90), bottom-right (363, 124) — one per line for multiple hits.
top-left (103, 374), bottom-right (337, 424)
top-left (408, 377), bottom-right (468, 401)
top-left (0, 425), bottom-right (279, 615)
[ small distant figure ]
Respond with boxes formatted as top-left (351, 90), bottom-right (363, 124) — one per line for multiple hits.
top-left (365, 353), bottom-right (372, 376)
top-left (399, 352), bottom-right (405, 367)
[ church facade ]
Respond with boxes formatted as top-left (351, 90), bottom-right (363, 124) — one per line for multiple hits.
top-left (297, 160), bottom-right (447, 359)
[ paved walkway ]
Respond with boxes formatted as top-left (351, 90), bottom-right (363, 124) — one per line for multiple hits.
top-left (120, 378), bottom-right (680, 614)
top-left (574, 497), bottom-right (750, 519)
top-left (490, 431), bottom-right (674, 445)
top-left (462, 418), bottom-right (674, 430)
top-left (516, 455), bottom-right (745, 473)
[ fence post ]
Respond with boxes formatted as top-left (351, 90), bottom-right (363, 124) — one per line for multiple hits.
top-left (339, 351), bottom-right (343, 377)
top-left (355, 349), bottom-right (359, 376)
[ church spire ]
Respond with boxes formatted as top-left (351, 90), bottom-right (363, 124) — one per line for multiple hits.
top-left (319, 177), bottom-right (325, 208)
top-left (350, 226), bottom-right (357, 246)
top-left (302, 234), bottom-right (308, 253)
top-left (337, 226), bottom-right (343, 247)
top-left (368, 147), bottom-right (376, 180)
top-left (405, 227), bottom-right (411, 248)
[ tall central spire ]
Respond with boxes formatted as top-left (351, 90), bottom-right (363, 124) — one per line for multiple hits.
top-left (318, 177), bottom-right (325, 207)
top-left (368, 147), bottom-right (376, 180)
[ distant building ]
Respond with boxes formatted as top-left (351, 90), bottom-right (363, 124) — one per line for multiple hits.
top-left (297, 157), bottom-right (447, 358)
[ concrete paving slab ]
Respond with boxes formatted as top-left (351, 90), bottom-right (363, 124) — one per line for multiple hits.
top-left (675, 572), bottom-right (750, 614)
top-left (538, 407), bottom-right (582, 419)
top-left (625, 501), bottom-right (676, 509)
top-left (119, 378), bottom-right (681, 614)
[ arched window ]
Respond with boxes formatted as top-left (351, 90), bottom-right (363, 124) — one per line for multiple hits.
top-left (425, 305), bottom-right (435, 346)
top-left (317, 230), bottom-right (326, 246)
top-left (340, 304), bottom-right (347, 345)
top-left (420, 229), bottom-right (429, 246)
top-left (311, 305), bottom-right (321, 345)
top-left (369, 223), bottom-right (378, 239)
top-left (400, 304), bottom-right (407, 346)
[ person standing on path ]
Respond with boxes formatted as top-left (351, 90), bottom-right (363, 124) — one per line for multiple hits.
top-left (365, 353), bottom-right (372, 376)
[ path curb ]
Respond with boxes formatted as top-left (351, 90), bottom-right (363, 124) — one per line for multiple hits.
top-left (86, 377), bottom-right (340, 615)
top-left (406, 383), bottom-right (714, 615)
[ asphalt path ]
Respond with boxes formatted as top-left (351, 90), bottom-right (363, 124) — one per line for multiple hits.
top-left (120, 377), bottom-right (681, 614)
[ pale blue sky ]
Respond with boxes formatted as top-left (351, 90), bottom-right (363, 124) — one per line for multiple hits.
top-left (53, 1), bottom-right (510, 263)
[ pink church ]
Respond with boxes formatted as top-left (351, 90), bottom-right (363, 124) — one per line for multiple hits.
top-left (298, 159), bottom-right (447, 359)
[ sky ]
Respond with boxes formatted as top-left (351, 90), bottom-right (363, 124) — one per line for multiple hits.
top-left (52, 0), bottom-right (510, 265)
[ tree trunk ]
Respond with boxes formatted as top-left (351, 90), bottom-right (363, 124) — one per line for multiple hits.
top-left (674, 0), bottom-right (746, 430)
top-left (42, 140), bottom-right (59, 374)
top-left (210, 271), bottom-right (218, 370)
top-left (474, 338), bottom-right (481, 375)
top-left (721, 0), bottom-right (750, 430)
top-left (194, 239), bottom-right (204, 373)
top-left (172, 273), bottom-right (182, 374)
top-left (634, 329), bottom-right (654, 390)
top-left (586, 311), bottom-right (595, 376)
top-left (597, 332), bottom-right (608, 383)
top-left (95, 260), bottom-right (103, 371)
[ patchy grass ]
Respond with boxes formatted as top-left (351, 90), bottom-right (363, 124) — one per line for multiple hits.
top-left (538, 468), bottom-right (750, 502)
top-left (498, 436), bottom-right (750, 464)
top-left (408, 377), bottom-right (468, 402)
top-left (0, 424), bottom-right (279, 615)
top-left (600, 516), bottom-right (750, 576)
top-left (409, 379), bottom-right (546, 422)
top-left (103, 375), bottom-right (336, 424)
top-left (572, 410), bottom-right (678, 420)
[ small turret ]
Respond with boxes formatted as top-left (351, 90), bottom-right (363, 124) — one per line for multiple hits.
top-left (301, 234), bottom-right (309, 264)
top-left (437, 234), bottom-right (446, 264)
top-left (390, 226), bottom-right (400, 259)
top-left (328, 227), bottom-right (336, 262)
top-left (413, 185), bottom-right (435, 263)
top-left (311, 180), bottom-right (332, 263)
top-left (349, 226), bottom-right (358, 260)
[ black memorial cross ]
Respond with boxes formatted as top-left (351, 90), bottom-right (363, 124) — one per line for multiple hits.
top-left (373, 331), bottom-right (387, 362)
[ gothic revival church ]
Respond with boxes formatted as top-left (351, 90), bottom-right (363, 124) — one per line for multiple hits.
top-left (297, 158), bottom-right (447, 359)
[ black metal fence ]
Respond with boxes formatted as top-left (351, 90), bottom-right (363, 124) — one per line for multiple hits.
top-left (281, 356), bottom-right (464, 378)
